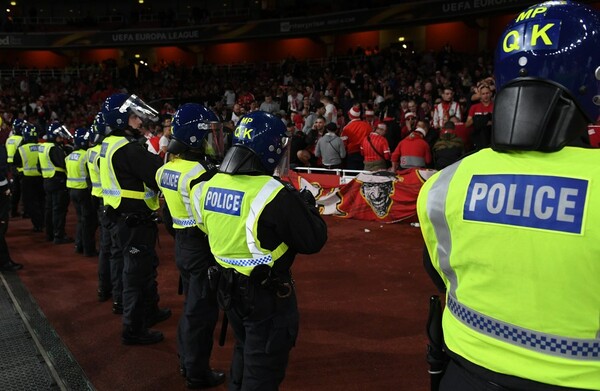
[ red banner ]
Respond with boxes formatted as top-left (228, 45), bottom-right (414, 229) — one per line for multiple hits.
top-left (284, 169), bottom-right (436, 223)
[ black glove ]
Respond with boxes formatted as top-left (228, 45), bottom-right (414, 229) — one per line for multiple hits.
top-left (298, 188), bottom-right (316, 207)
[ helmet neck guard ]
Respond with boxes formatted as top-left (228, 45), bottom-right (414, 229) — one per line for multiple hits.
top-left (492, 78), bottom-right (589, 152)
top-left (219, 145), bottom-right (269, 175)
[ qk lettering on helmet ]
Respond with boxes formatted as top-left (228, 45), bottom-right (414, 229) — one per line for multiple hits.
top-left (500, 11), bottom-right (561, 59)
top-left (234, 122), bottom-right (254, 139)
top-left (463, 174), bottom-right (588, 234)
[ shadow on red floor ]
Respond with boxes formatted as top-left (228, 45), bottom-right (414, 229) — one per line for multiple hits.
top-left (8, 211), bottom-right (436, 391)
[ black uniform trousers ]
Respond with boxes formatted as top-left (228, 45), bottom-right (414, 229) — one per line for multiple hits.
top-left (225, 276), bottom-right (299, 391)
top-left (113, 216), bottom-right (160, 330)
top-left (21, 176), bottom-right (44, 230)
top-left (9, 166), bottom-right (21, 216)
top-left (175, 228), bottom-right (219, 379)
top-left (107, 211), bottom-right (125, 306)
top-left (94, 197), bottom-right (112, 294)
top-left (44, 187), bottom-right (69, 241)
top-left (70, 188), bottom-right (96, 255)
top-left (0, 191), bottom-right (12, 265)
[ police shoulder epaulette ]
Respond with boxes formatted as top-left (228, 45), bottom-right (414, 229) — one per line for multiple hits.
top-left (274, 176), bottom-right (297, 192)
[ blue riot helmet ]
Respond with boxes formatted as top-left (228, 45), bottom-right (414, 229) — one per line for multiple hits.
top-left (22, 123), bottom-right (39, 144)
top-left (73, 127), bottom-right (92, 149)
top-left (101, 93), bottom-right (159, 136)
top-left (219, 111), bottom-right (288, 175)
top-left (46, 122), bottom-right (73, 142)
top-left (11, 118), bottom-right (26, 136)
top-left (167, 103), bottom-right (224, 161)
top-left (493, 1), bottom-right (600, 152)
top-left (91, 112), bottom-right (107, 144)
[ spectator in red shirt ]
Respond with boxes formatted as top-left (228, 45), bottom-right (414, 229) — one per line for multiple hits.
top-left (361, 123), bottom-right (391, 171)
top-left (341, 107), bottom-right (372, 170)
top-left (465, 83), bottom-right (494, 151)
top-left (401, 112), bottom-right (418, 140)
top-left (390, 121), bottom-right (432, 171)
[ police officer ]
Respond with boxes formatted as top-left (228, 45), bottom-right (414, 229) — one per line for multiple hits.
top-left (66, 127), bottom-right (96, 256)
top-left (99, 93), bottom-right (171, 345)
top-left (14, 123), bottom-right (44, 233)
top-left (190, 111), bottom-right (328, 390)
top-left (0, 170), bottom-right (22, 272)
top-left (155, 103), bottom-right (225, 389)
top-left (417, 2), bottom-right (600, 390)
top-left (39, 122), bottom-right (73, 244)
top-left (6, 118), bottom-right (25, 218)
top-left (88, 113), bottom-right (115, 303)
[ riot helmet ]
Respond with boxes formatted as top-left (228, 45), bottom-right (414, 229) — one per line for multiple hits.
top-left (219, 111), bottom-right (288, 175)
top-left (11, 118), bottom-right (26, 136)
top-left (167, 103), bottom-right (224, 161)
top-left (22, 123), bottom-right (39, 144)
top-left (46, 122), bottom-right (73, 142)
top-left (493, 1), bottom-right (600, 151)
top-left (73, 127), bottom-right (92, 149)
top-left (91, 112), bottom-right (107, 145)
top-left (101, 93), bottom-right (158, 137)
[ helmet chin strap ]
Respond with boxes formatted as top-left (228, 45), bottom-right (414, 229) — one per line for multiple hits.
top-left (492, 78), bottom-right (590, 152)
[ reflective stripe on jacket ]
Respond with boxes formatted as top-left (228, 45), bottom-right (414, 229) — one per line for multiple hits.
top-left (191, 173), bottom-right (288, 276)
top-left (417, 147), bottom-right (600, 389)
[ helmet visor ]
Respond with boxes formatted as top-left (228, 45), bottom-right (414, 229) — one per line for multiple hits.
top-left (119, 95), bottom-right (159, 123)
top-left (273, 136), bottom-right (290, 177)
top-left (56, 125), bottom-right (73, 140)
top-left (204, 122), bottom-right (225, 163)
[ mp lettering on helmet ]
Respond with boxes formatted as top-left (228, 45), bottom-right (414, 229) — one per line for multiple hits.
top-left (463, 174), bottom-right (588, 234)
top-left (234, 118), bottom-right (254, 140)
top-left (500, 17), bottom-right (561, 60)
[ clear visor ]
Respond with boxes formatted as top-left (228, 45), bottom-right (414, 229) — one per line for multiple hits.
top-left (204, 122), bottom-right (225, 163)
top-left (119, 95), bottom-right (159, 123)
top-left (57, 125), bottom-right (73, 140)
top-left (273, 136), bottom-right (290, 177)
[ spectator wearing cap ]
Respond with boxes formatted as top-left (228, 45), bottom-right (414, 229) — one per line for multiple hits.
top-left (360, 123), bottom-right (390, 171)
top-left (364, 104), bottom-right (380, 131)
top-left (390, 120), bottom-right (432, 171)
top-left (432, 120), bottom-right (465, 170)
top-left (315, 122), bottom-right (346, 170)
top-left (401, 111), bottom-right (418, 140)
top-left (340, 107), bottom-right (372, 170)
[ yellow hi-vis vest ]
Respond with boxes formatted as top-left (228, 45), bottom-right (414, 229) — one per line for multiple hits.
top-left (65, 150), bottom-right (88, 189)
top-left (86, 144), bottom-right (102, 198)
top-left (38, 143), bottom-right (66, 179)
top-left (6, 134), bottom-right (23, 164)
top-left (416, 147), bottom-right (600, 389)
top-left (156, 157), bottom-right (208, 229)
top-left (18, 143), bottom-right (42, 177)
top-left (190, 173), bottom-right (288, 276)
top-left (99, 135), bottom-right (159, 211)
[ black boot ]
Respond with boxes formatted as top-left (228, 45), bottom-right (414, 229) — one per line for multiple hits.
top-left (121, 326), bottom-right (164, 345)
top-left (0, 261), bottom-right (23, 272)
top-left (186, 370), bottom-right (226, 389)
top-left (112, 301), bottom-right (123, 314)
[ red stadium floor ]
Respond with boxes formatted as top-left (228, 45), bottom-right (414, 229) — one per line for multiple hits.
top-left (8, 210), bottom-right (435, 391)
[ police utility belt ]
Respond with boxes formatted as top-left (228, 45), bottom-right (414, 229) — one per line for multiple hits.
top-left (104, 207), bottom-right (161, 227)
top-left (208, 264), bottom-right (293, 313)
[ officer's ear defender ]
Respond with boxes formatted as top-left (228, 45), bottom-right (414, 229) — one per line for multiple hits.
top-left (492, 78), bottom-right (589, 152)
